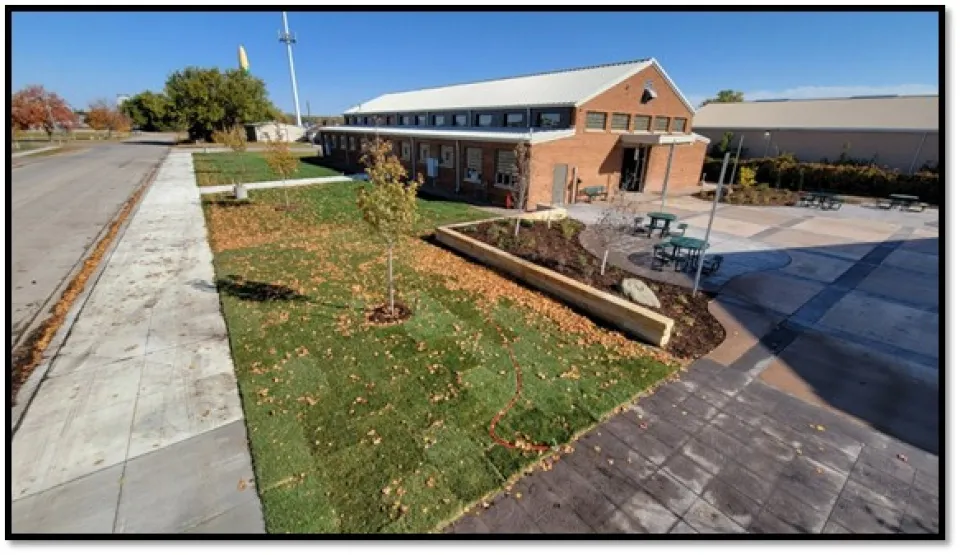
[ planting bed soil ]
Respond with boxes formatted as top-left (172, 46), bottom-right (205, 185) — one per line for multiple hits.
top-left (696, 184), bottom-right (799, 206)
top-left (459, 219), bottom-right (725, 360)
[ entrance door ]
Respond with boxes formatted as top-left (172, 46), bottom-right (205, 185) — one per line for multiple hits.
top-left (552, 164), bottom-right (568, 205)
top-left (619, 147), bottom-right (646, 192)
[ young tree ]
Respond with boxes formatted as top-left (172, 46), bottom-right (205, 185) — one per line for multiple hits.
top-left (11, 85), bottom-right (75, 140)
top-left (356, 138), bottom-right (423, 317)
top-left (511, 140), bottom-right (531, 237)
top-left (212, 125), bottom-right (249, 198)
top-left (86, 99), bottom-right (113, 137)
top-left (593, 196), bottom-right (629, 276)
top-left (121, 90), bottom-right (171, 131)
top-left (263, 124), bottom-right (300, 210)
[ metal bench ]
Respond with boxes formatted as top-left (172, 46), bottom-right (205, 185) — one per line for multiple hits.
top-left (581, 185), bottom-right (607, 202)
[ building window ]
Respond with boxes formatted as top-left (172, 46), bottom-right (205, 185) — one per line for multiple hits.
top-left (611, 113), bottom-right (630, 131)
top-left (454, 114), bottom-right (468, 127)
top-left (416, 115), bottom-right (427, 126)
top-left (349, 136), bottom-right (356, 151)
top-left (585, 111), bottom-right (607, 130)
top-left (419, 143), bottom-right (431, 164)
top-left (384, 116), bottom-right (394, 126)
top-left (340, 136), bottom-right (347, 149)
top-left (476, 114), bottom-right (493, 127)
top-left (440, 145), bottom-right (454, 168)
top-left (400, 141), bottom-right (411, 161)
top-left (633, 115), bottom-right (651, 132)
top-left (538, 112), bottom-right (562, 128)
top-left (653, 116), bottom-right (670, 132)
top-left (494, 150), bottom-right (518, 188)
top-left (401, 115), bottom-right (413, 126)
top-left (362, 117), bottom-right (369, 125)
top-left (464, 147), bottom-right (482, 183)
top-left (505, 113), bottom-right (524, 127)
top-left (433, 115), bottom-right (446, 126)
top-left (672, 117), bottom-right (687, 132)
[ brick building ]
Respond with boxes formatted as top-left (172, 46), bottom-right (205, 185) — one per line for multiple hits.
top-left (318, 59), bottom-right (709, 209)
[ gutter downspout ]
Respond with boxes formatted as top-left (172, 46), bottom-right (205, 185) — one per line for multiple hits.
top-left (455, 139), bottom-right (461, 193)
top-left (908, 132), bottom-right (929, 174)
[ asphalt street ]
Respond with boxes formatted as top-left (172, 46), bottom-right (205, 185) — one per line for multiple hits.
top-left (10, 134), bottom-right (174, 351)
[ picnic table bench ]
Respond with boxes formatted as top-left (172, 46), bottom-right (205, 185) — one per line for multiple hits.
top-left (799, 191), bottom-right (843, 210)
top-left (580, 185), bottom-right (608, 202)
top-left (877, 194), bottom-right (926, 212)
top-left (651, 236), bottom-right (721, 275)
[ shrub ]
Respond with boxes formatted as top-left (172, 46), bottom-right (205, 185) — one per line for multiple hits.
top-left (739, 167), bottom-right (757, 187)
top-left (558, 218), bottom-right (579, 240)
top-left (701, 156), bottom-right (939, 204)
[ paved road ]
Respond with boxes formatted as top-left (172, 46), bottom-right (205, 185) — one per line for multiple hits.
top-left (10, 135), bottom-right (174, 351)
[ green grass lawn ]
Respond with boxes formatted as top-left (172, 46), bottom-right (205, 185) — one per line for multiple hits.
top-left (193, 151), bottom-right (342, 186)
top-left (202, 183), bottom-right (678, 533)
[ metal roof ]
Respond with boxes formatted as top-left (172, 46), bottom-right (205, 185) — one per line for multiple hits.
top-left (318, 125), bottom-right (575, 145)
top-left (343, 59), bottom-right (695, 115)
top-left (693, 95), bottom-right (939, 132)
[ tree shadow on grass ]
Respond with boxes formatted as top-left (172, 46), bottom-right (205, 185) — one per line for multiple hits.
top-left (214, 274), bottom-right (310, 302)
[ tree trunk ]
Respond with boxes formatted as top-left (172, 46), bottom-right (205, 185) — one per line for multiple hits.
top-left (601, 249), bottom-right (609, 276)
top-left (514, 216), bottom-right (522, 237)
top-left (387, 243), bottom-right (395, 313)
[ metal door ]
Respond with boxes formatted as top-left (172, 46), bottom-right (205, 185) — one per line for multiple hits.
top-left (552, 164), bottom-right (568, 205)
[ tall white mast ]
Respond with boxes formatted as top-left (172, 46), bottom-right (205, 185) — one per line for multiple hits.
top-left (279, 12), bottom-right (302, 127)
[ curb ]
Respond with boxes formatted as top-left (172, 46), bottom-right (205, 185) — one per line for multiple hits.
top-left (10, 149), bottom-right (170, 434)
top-left (11, 145), bottom-right (62, 159)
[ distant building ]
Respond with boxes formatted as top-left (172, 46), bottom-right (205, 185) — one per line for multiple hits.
top-left (245, 121), bottom-right (306, 142)
top-left (693, 95), bottom-right (939, 173)
top-left (318, 58), bottom-right (709, 209)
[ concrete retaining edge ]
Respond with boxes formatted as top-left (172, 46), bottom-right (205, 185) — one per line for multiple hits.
top-left (435, 221), bottom-right (674, 347)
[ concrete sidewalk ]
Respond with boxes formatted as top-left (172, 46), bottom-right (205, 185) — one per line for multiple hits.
top-left (11, 151), bottom-right (264, 534)
top-left (197, 174), bottom-right (357, 195)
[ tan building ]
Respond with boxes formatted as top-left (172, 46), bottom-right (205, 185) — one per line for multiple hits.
top-left (245, 121), bottom-right (306, 143)
top-left (318, 59), bottom-right (710, 210)
top-left (693, 95), bottom-right (939, 173)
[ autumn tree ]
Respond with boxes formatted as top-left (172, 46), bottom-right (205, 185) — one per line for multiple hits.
top-left (211, 125), bottom-right (249, 197)
top-left (263, 124), bottom-right (300, 210)
top-left (11, 85), bottom-right (75, 139)
top-left (699, 89), bottom-right (745, 108)
top-left (85, 100), bottom-right (113, 137)
top-left (511, 141), bottom-right (532, 237)
top-left (356, 138), bottom-right (423, 318)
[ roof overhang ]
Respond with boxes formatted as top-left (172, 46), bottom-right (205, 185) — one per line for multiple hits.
top-left (693, 125), bottom-right (938, 134)
top-left (619, 132), bottom-right (710, 146)
top-left (317, 125), bottom-right (575, 145)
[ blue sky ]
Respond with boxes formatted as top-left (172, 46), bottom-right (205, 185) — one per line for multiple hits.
top-left (11, 10), bottom-right (940, 115)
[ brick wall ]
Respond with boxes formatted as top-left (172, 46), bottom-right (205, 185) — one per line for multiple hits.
top-left (319, 62), bottom-right (706, 208)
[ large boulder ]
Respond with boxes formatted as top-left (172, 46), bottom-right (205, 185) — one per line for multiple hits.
top-left (621, 278), bottom-right (661, 309)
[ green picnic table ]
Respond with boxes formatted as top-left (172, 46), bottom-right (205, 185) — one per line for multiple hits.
top-left (800, 191), bottom-right (842, 210)
top-left (580, 185), bottom-right (607, 202)
top-left (889, 194), bottom-right (925, 211)
top-left (644, 212), bottom-right (677, 238)
top-left (652, 235), bottom-right (709, 271)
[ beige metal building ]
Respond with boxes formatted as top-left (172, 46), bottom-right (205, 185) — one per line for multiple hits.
top-left (244, 121), bottom-right (306, 143)
top-left (693, 95), bottom-right (939, 173)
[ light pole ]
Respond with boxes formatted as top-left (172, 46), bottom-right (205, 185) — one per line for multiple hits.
top-left (279, 12), bottom-right (302, 127)
top-left (693, 152), bottom-right (731, 295)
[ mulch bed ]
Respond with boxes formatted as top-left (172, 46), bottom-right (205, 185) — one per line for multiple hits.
top-left (696, 185), bottom-right (799, 206)
top-left (366, 301), bottom-right (413, 324)
top-left (458, 219), bottom-right (725, 360)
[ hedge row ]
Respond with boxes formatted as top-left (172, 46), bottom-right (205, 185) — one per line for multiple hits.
top-left (702, 157), bottom-right (941, 204)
